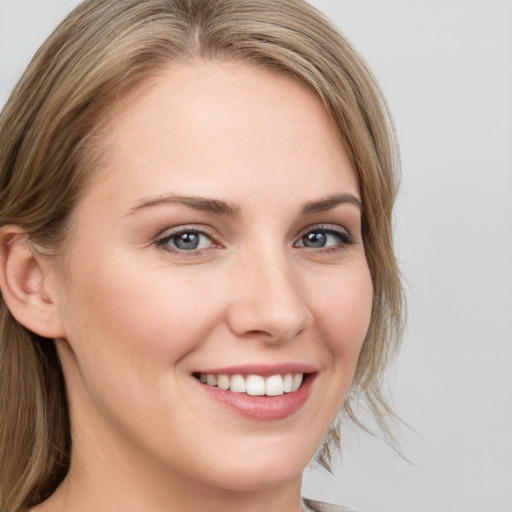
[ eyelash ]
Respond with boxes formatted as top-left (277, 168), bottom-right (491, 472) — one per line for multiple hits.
top-left (155, 224), bottom-right (355, 256)
top-left (156, 226), bottom-right (218, 256)
top-left (295, 225), bottom-right (355, 254)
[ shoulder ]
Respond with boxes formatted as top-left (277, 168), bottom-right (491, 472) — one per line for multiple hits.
top-left (302, 498), bottom-right (360, 512)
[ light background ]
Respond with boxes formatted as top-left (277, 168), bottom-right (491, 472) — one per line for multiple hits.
top-left (1, 1), bottom-right (511, 511)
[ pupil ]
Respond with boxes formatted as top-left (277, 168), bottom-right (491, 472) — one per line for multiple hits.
top-left (304, 232), bottom-right (326, 248)
top-left (175, 232), bottom-right (199, 250)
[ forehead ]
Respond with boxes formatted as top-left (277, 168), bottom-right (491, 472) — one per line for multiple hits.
top-left (82, 61), bottom-right (359, 211)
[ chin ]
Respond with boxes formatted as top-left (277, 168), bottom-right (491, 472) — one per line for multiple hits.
top-left (188, 437), bottom-right (314, 492)
top-left (204, 462), bottom-right (303, 493)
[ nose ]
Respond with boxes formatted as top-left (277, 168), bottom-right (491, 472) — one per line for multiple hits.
top-left (226, 250), bottom-right (314, 343)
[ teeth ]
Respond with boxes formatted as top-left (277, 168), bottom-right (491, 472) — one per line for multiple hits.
top-left (230, 374), bottom-right (247, 393)
top-left (283, 373), bottom-right (293, 392)
top-left (217, 374), bottom-right (230, 390)
top-left (265, 375), bottom-right (283, 396)
top-left (196, 372), bottom-right (305, 396)
top-left (246, 375), bottom-right (266, 395)
top-left (291, 373), bottom-right (303, 392)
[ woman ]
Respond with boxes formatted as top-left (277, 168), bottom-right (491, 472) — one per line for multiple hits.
top-left (0, 1), bottom-right (403, 511)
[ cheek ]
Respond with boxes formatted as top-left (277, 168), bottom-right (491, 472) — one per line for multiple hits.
top-left (299, 264), bottom-right (373, 442)
top-left (58, 259), bottom-right (230, 437)
top-left (60, 257), bottom-right (225, 379)
top-left (312, 265), bottom-right (373, 364)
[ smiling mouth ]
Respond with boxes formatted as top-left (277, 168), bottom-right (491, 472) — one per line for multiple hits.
top-left (193, 372), bottom-right (305, 396)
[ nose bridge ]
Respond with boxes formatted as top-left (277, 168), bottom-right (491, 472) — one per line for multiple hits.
top-left (227, 242), bottom-right (313, 341)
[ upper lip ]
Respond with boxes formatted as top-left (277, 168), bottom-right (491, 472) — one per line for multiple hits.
top-left (193, 363), bottom-right (317, 376)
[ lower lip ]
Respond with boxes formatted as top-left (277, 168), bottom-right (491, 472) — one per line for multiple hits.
top-left (196, 375), bottom-right (315, 421)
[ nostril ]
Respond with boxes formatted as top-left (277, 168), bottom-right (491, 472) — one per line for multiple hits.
top-left (246, 329), bottom-right (275, 338)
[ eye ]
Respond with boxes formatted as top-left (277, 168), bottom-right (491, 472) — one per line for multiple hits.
top-left (157, 229), bottom-right (214, 252)
top-left (295, 226), bottom-right (354, 251)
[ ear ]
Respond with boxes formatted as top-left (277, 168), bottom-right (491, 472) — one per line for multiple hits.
top-left (0, 225), bottom-right (66, 339)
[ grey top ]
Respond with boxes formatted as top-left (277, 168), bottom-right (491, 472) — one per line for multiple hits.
top-left (302, 498), bottom-right (358, 512)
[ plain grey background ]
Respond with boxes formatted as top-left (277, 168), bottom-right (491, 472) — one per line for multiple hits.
top-left (1, 1), bottom-right (511, 511)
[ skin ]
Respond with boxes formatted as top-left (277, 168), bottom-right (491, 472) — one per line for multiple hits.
top-left (27, 62), bottom-right (373, 512)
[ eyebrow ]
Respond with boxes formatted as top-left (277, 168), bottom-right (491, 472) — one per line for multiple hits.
top-left (127, 195), bottom-right (241, 216)
top-left (301, 193), bottom-right (362, 214)
top-left (127, 192), bottom-right (362, 216)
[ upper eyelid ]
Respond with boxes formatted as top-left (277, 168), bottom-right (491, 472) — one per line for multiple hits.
top-left (156, 224), bottom-right (217, 239)
top-left (296, 223), bottom-right (352, 238)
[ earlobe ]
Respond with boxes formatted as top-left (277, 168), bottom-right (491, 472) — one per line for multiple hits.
top-left (0, 225), bottom-right (66, 339)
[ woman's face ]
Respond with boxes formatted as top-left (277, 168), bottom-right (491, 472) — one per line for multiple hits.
top-left (53, 62), bottom-right (373, 493)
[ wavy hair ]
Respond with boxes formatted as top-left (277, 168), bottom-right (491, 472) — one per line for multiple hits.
top-left (0, 1), bottom-right (404, 510)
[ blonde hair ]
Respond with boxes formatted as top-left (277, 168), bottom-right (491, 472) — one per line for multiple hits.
top-left (0, 0), bottom-right (403, 510)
